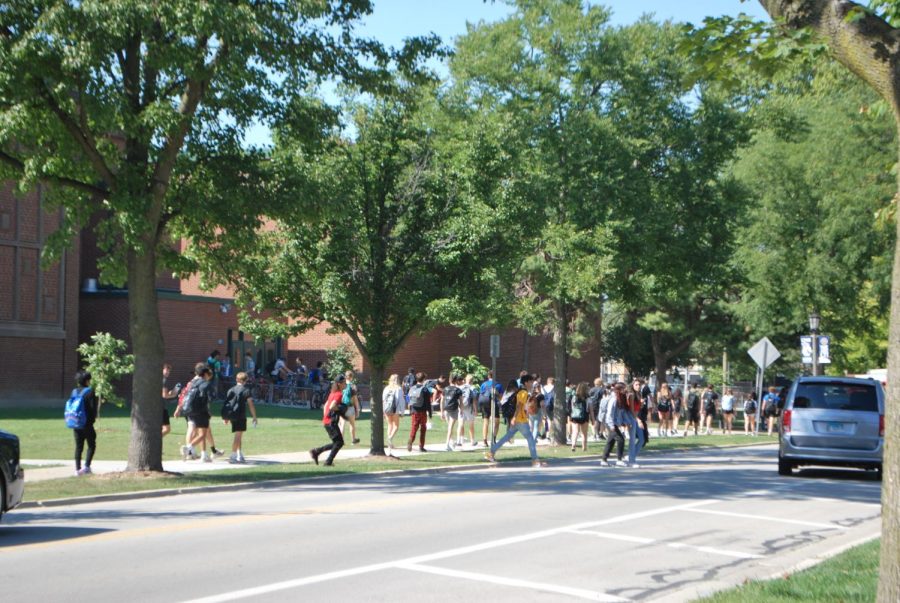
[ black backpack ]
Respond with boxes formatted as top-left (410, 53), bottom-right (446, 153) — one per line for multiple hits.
top-left (500, 389), bottom-right (520, 419)
top-left (408, 383), bottom-right (428, 411)
top-left (687, 392), bottom-right (700, 412)
top-left (222, 384), bottom-right (246, 420)
top-left (443, 385), bottom-right (462, 411)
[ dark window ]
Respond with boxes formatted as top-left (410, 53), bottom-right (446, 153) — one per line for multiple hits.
top-left (792, 383), bottom-right (878, 412)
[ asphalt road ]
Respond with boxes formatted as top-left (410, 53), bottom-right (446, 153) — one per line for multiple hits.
top-left (0, 445), bottom-right (882, 602)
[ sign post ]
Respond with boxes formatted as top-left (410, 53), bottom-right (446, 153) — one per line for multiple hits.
top-left (489, 335), bottom-right (500, 446)
top-left (748, 337), bottom-right (780, 433)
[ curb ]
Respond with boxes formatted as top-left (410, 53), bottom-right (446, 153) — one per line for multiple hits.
top-left (19, 441), bottom-right (772, 509)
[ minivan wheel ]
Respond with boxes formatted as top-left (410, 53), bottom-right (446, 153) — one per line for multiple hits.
top-left (778, 456), bottom-right (793, 476)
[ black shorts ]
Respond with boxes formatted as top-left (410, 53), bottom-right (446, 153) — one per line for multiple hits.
top-left (231, 418), bottom-right (247, 433)
top-left (723, 409), bottom-right (734, 415)
top-left (189, 413), bottom-right (210, 428)
top-left (689, 411), bottom-right (700, 423)
top-left (479, 402), bottom-right (499, 419)
top-left (162, 408), bottom-right (170, 426)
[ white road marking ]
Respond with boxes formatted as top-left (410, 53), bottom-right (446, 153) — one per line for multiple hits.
top-left (398, 563), bottom-right (629, 602)
top-left (181, 499), bottom-right (719, 603)
top-left (567, 530), bottom-right (763, 559)
top-left (684, 508), bottom-right (849, 530)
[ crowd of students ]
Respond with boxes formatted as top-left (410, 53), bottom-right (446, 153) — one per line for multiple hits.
top-left (67, 356), bottom-right (784, 474)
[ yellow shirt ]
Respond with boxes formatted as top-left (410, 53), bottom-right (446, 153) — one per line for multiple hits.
top-left (514, 389), bottom-right (529, 424)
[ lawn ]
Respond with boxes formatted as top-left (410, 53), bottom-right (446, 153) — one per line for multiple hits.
top-left (696, 538), bottom-right (880, 603)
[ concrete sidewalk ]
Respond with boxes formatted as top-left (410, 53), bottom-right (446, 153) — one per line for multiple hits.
top-left (22, 438), bottom-right (513, 482)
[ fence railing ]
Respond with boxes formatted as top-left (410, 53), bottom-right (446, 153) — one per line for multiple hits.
top-left (212, 375), bottom-right (370, 410)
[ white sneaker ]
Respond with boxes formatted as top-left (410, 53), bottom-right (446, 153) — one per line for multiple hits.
top-left (615, 460), bottom-right (628, 467)
top-left (180, 444), bottom-right (190, 459)
top-left (629, 463), bottom-right (641, 469)
top-left (228, 453), bottom-right (238, 464)
top-left (237, 453), bottom-right (246, 463)
top-left (201, 453), bottom-right (212, 463)
top-left (598, 460), bottom-right (610, 467)
top-left (445, 444), bottom-right (454, 452)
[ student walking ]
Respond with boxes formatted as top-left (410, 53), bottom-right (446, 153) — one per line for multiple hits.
top-left (310, 382), bottom-right (345, 466)
top-left (339, 370), bottom-right (362, 445)
top-left (222, 372), bottom-right (258, 463)
top-left (457, 374), bottom-right (478, 447)
top-left (702, 384), bottom-right (719, 435)
top-left (625, 391), bottom-right (645, 468)
top-left (721, 388), bottom-right (735, 435)
top-left (382, 374), bottom-right (406, 451)
top-left (441, 375), bottom-right (463, 451)
top-left (484, 376), bottom-right (545, 467)
top-left (407, 372), bottom-right (435, 452)
top-left (683, 385), bottom-right (701, 437)
top-left (743, 392), bottom-right (759, 436)
top-left (70, 371), bottom-right (98, 476)
top-left (600, 384), bottom-right (629, 467)
top-left (656, 382), bottom-right (672, 437)
top-left (180, 363), bottom-right (215, 462)
top-left (478, 372), bottom-right (502, 447)
top-left (763, 386), bottom-right (780, 436)
top-left (670, 387), bottom-right (683, 435)
top-left (570, 382), bottom-right (590, 452)
top-left (587, 378), bottom-right (604, 441)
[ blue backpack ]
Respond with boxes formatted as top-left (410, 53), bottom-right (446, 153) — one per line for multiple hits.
top-left (64, 387), bottom-right (91, 429)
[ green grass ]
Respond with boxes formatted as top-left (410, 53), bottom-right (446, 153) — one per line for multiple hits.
top-left (696, 538), bottom-right (880, 602)
top-left (3, 404), bottom-right (768, 502)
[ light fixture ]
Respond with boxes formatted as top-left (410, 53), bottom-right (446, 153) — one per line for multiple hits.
top-left (808, 312), bottom-right (820, 332)
top-left (220, 303), bottom-right (230, 314)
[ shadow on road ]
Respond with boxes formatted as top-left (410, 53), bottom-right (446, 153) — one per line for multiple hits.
top-left (0, 525), bottom-right (113, 548)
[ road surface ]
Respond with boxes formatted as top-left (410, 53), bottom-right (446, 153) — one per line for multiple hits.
top-left (0, 445), bottom-right (882, 602)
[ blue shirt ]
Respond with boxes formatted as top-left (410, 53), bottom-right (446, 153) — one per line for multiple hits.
top-left (480, 380), bottom-right (504, 397)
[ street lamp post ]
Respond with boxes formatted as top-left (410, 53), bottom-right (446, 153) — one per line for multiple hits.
top-left (809, 312), bottom-right (821, 377)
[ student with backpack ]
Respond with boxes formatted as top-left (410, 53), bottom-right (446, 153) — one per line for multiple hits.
top-left (478, 371), bottom-right (502, 447)
top-left (310, 381), bottom-right (346, 466)
top-left (587, 378), bottom-right (604, 441)
top-left (180, 363), bottom-right (215, 462)
top-left (702, 384), bottom-right (720, 435)
top-left (221, 372), bottom-right (258, 464)
top-left (456, 374), bottom-right (478, 447)
top-left (570, 382), bottom-right (590, 452)
top-left (670, 387), bottom-right (684, 436)
top-left (407, 372), bottom-right (435, 452)
top-left (382, 374), bottom-right (405, 451)
top-left (683, 385), bottom-right (702, 437)
top-left (338, 370), bottom-right (361, 445)
top-left (66, 371), bottom-right (98, 476)
top-left (484, 375), bottom-right (545, 467)
top-left (624, 390), bottom-right (645, 468)
top-left (441, 374), bottom-right (464, 451)
top-left (744, 391), bottom-right (759, 436)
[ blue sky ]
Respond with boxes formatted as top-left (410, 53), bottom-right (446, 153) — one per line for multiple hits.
top-left (356, 1), bottom-right (767, 48)
top-left (245, 1), bottom-right (769, 146)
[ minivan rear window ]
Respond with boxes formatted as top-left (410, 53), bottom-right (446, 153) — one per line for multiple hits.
top-left (792, 382), bottom-right (878, 412)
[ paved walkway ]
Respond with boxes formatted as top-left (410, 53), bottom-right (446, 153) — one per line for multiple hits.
top-left (22, 438), bottom-right (538, 482)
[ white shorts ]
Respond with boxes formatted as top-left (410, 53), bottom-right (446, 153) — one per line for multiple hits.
top-left (344, 405), bottom-right (357, 419)
top-left (460, 408), bottom-right (476, 422)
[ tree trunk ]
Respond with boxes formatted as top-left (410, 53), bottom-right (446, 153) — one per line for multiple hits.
top-left (551, 302), bottom-right (569, 445)
top-left (369, 364), bottom-right (386, 456)
top-left (878, 114), bottom-right (900, 603)
top-left (125, 246), bottom-right (164, 472)
top-left (755, 4), bottom-right (898, 598)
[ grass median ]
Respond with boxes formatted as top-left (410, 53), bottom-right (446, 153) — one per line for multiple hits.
top-left (695, 538), bottom-right (880, 602)
top-left (2, 404), bottom-right (771, 502)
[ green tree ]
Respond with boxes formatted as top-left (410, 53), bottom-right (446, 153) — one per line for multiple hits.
top-left (731, 64), bottom-right (894, 374)
top-left (0, 1), bottom-right (417, 471)
top-left (451, 0), bottom-right (633, 445)
top-left (326, 342), bottom-right (356, 382)
top-left (449, 355), bottom-right (489, 382)
top-left (77, 332), bottom-right (135, 409)
top-left (210, 83), bottom-right (494, 455)
top-left (683, 2), bottom-right (900, 597)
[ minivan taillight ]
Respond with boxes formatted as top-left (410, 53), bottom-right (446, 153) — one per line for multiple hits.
top-left (880, 415), bottom-right (884, 437)
top-left (782, 409), bottom-right (792, 434)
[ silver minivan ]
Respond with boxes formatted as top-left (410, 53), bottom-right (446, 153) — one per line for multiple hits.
top-left (778, 376), bottom-right (884, 478)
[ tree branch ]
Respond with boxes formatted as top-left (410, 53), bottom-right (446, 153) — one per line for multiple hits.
top-left (760, 0), bottom-right (900, 109)
top-left (0, 149), bottom-right (109, 198)
top-left (37, 82), bottom-right (117, 186)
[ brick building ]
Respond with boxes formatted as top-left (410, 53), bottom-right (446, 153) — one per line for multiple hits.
top-left (1, 185), bottom-right (604, 405)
